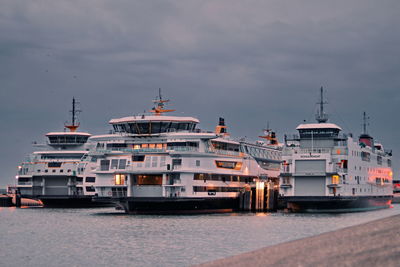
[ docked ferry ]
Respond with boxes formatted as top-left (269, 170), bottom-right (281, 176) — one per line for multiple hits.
top-left (280, 88), bottom-right (393, 212)
top-left (86, 92), bottom-right (282, 213)
top-left (16, 99), bottom-right (101, 207)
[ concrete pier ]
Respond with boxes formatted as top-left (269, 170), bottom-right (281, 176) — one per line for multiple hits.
top-left (197, 214), bottom-right (400, 267)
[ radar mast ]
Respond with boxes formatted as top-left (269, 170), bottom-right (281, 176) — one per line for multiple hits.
top-left (65, 97), bottom-right (81, 132)
top-left (149, 88), bottom-right (175, 115)
top-left (316, 86), bottom-right (328, 123)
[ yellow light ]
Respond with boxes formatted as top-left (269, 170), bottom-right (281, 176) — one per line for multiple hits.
top-left (332, 175), bottom-right (339, 184)
top-left (256, 182), bottom-right (265, 189)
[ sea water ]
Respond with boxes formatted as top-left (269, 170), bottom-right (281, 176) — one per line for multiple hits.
top-left (1, 205), bottom-right (399, 267)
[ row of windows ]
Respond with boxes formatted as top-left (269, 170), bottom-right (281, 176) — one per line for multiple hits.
top-left (351, 150), bottom-right (391, 166)
top-left (40, 155), bottom-right (84, 160)
top-left (98, 142), bottom-right (199, 151)
top-left (211, 141), bottom-right (240, 152)
top-left (100, 159), bottom-right (128, 171)
top-left (113, 122), bottom-right (197, 134)
top-left (193, 186), bottom-right (244, 193)
top-left (36, 169), bottom-right (73, 173)
top-left (194, 173), bottom-right (257, 183)
top-left (241, 145), bottom-right (280, 161)
top-left (48, 136), bottom-right (89, 144)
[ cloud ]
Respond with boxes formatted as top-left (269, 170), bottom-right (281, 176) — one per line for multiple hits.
top-left (1, 0), bottom-right (400, 185)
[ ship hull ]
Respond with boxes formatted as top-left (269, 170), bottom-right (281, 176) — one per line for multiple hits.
top-left (27, 195), bottom-right (114, 208)
top-left (282, 195), bottom-right (392, 213)
top-left (115, 197), bottom-right (240, 214)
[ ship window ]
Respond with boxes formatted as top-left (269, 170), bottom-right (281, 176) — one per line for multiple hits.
top-left (18, 177), bottom-right (31, 183)
top-left (132, 155), bottom-right (145, 162)
top-left (178, 123), bottom-right (189, 131)
top-left (114, 174), bottom-right (126, 185)
top-left (150, 122), bottom-right (161, 134)
top-left (48, 162), bottom-right (62, 168)
top-left (86, 186), bottom-right (95, 192)
top-left (137, 123), bottom-right (150, 134)
top-left (106, 143), bottom-right (127, 150)
top-left (52, 169), bottom-right (56, 173)
top-left (85, 177), bottom-right (96, 183)
top-left (196, 160), bottom-right (201, 167)
top-left (361, 152), bottom-right (371, 162)
top-left (60, 169), bottom-right (63, 173)
top-left (170, 122), bottom-right (179, 131)
top-left (388, 159), bottom-right (392, 167)
top-left (134, 174), bottom-right (162, 185)
top-left (151, 157), bottom-right (158, 167)
top-left (100, 160), bottom-right (110, 171)
top-left (119, 159), bottom-right (127, 169)
top-left (76, 177), bottom-right (83, 182)
top-left (160, 156), bottom-right (166, 167)
top-left (160, 122), bottom-right (170, 132)
top-left (111, 159), bottom-right (119, 169)
top-left (172, 159), bottom-right (182, 166)
top-left (145, 156), bottom-right (151, 168)
top-left (215, 161), bottom-right (242, 170)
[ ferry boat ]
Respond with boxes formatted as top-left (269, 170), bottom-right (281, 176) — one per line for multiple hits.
top-left (280, 88), bottom-right (393, 212)
top-left (86, 91), bottom-right (282, 213)
top-left (15, 98), bottom-right (102, 207)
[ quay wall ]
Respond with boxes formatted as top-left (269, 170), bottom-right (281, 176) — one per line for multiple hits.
top-left (197, 213), bottom-right (400, 267)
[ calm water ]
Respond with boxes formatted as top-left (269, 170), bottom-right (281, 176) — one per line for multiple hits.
top-left (1, 205), bottom-right (400, 267)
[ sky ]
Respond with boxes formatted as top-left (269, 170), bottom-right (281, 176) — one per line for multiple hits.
top-left (1, 0), bottom-right (400, 187)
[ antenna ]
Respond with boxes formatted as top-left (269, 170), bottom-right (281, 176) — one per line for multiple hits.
top-left (316, 86), bottom-right (328, 123)
top-left (362, 111), bottom-right (370, 134)
top-left (65, 97), bottom-right (81, 132)
top-left (149, 88), bottom-right (175, 115)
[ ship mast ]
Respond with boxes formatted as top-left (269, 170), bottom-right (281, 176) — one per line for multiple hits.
top-left (316, 86), bottom-right (328, 123)
top-left (65, 97), bottom-right (81, 132)
top-left (362, 111), bottom-right (369, 134)
top-left (149, 88), bottom-right (175, 115)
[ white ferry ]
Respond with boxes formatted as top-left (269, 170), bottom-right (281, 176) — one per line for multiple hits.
top-left (280, 88), bottom-right (393, 212)
top-left (85, 92), bottom-right (282, 213)
top-left (16, 99), bottom-right (102, 207)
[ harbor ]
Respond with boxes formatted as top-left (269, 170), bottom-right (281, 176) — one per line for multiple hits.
top-left (1, 1), bottom-right (400, 267)
top-left (1, 204), bottom-right (400, 267)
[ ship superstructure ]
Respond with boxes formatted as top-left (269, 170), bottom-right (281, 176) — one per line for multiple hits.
top-left (16, 98), bottom-right (99, 207)
top-left (84, 92), bottom-right (282, 213)
top-left (280, 88), bottom-right (393, 212)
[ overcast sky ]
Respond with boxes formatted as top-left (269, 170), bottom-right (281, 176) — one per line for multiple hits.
top-left (1, 0), bottom-right (400, 186)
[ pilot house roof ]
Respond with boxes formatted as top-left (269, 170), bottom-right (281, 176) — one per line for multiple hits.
top-left (296, 123), bottom-right (342, 131)
top-left (109, 115), bottom-right (200, 124)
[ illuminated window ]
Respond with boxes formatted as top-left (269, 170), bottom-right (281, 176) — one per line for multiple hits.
top-left (331, 175), bottom-right (339, 184)
top-left (156, 144), bottom-right (163, 149)
top-left (149, 144), bottom-right (156, 149)
top-left (133, 144), bottom-right (140, 150)
top-left (114, 174), bottom-right (126, 185)
top-left (135, 174), bottom-right (163, 185)
top-left (142, 144), bottom-right (148, 148)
